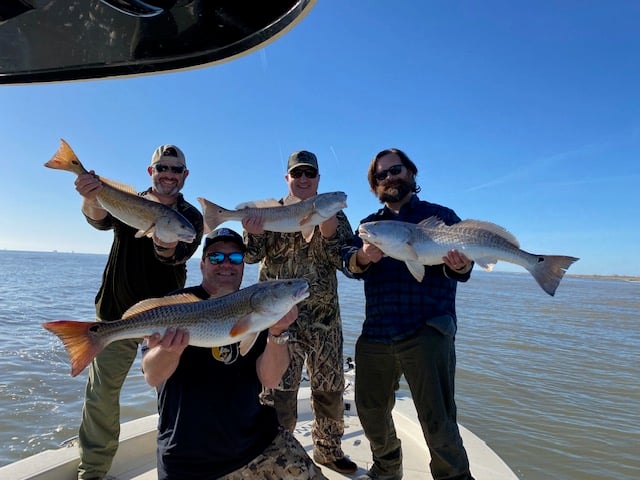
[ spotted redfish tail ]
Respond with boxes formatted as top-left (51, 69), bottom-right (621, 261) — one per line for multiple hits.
top-left (44, 139), bottom-right (88, 176)
top-left (198, 197), bottom-right (228, 233)
top-left (527, 255), bottom-right (580, 296)
top-left (42, 320), bottom-right (104, 377)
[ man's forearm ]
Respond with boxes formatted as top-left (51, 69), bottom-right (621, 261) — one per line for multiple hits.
top-left (256, 338), bottom-right (290, 388)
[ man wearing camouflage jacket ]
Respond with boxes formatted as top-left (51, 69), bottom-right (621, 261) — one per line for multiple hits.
top-left (242, 150), bottom-right (357, 475)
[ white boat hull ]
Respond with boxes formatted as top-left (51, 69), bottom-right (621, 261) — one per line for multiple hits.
top-left (0, 377), bottom-right (518, 479)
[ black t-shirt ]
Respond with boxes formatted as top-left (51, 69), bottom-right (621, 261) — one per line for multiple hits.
top-left (155, 285), bottom-right (280, 479)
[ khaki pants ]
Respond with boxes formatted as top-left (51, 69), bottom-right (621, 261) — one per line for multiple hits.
top-left (77, 339), bottom-right (140, 480)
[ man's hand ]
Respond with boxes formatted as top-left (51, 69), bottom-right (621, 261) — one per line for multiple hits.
top-left (242, 215), bottom-right (265, 235)
top-left (268, 305), bottom-right (298, 336)
top-left (442, 249), bottom-right (472, 273)
top-left (358, 241), bottom-right (384, 265)
top-left (319, 214), bottom-right (338, 239)
top-left (146, 327), bottom-right (190, 355)
top-left (74, 171), bottom-right (103, 201)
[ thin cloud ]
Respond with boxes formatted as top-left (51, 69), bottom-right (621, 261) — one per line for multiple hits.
top-left (260, 49), bottom-right (268, 72)
top-left (466, 133), bottom-right (635, 192)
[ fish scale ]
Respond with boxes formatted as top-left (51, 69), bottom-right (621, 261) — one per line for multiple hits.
top-left (416, 222), bottom-right (527, 265)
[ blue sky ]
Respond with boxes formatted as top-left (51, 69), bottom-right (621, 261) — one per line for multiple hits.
top-left (1, 1), bottom-right (638, 276)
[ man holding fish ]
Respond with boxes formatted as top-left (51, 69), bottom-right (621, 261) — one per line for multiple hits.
top-left (141, 228), bottom-right (327, 479)
top-left (242, 151), bottom-right (358, 475)
top-left (55, 143), bottom-right (204, 480)
top-left (343, 148), bottom-right (475, 480)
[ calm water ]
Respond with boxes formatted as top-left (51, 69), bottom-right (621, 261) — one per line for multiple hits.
top-left (0, 250), bottom-right (638, 479)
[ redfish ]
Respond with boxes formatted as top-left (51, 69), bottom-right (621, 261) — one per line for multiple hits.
top-left (198, 192), bottom-right (347, 242)
top-left (43, 279), bottom-right (309, 376)
top-left (45, 139), bottom-right (196, 244)
top-left (358, 217), bottom-right (578, 296)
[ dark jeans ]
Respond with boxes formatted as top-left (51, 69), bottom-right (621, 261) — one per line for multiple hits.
top-left (355, 326), bottom-right (474, 480)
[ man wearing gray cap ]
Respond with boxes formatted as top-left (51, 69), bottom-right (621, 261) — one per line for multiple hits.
top-left (73, 144), bottom-right (203, 480)
top-left (242, 150), bottom-right (357, 475)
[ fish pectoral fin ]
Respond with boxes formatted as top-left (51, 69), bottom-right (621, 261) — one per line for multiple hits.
top-left (123, 293), bottom-right (201, 319)
top-left (229, 315), bottom-right (253, 337)
top-left (400, 242), bottom-right (420, 260)
top-left (405, 260), bottom-right (425, 282)
top-left (474, 256), bottom-right (497, 272)
top-left (239, 333), bottom-right (259, 356)
top-left (298, 212), bottom-right (314, 226)
top-left (301, 225), bottom-right (315, 243)
top-left (136, 225), bottom-right (155, 238)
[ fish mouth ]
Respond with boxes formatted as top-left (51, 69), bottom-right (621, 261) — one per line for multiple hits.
top-left (295, 282), bottom-right (310, 302)
top-left (178, 231), bottom-right (197, 243)
top-left (357, 225), bottom-right (371, 238)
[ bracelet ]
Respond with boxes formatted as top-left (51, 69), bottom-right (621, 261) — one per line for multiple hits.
top-left (268, 330), bottom-right (290, 344)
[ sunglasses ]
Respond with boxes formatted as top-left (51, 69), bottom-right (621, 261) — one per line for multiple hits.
top-left (207, 252), bottom-right (244, 265)
top-left (373, 164), bottom-right (404, 182)
top-left (153, 164), bottom-right (186, 174)
top-left (289, 167), bottom-right (318, 179)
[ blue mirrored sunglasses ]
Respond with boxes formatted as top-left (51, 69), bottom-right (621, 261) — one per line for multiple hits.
top-left (153, 164), bottom-right (185, 174)
top-left (207, 252), bottom-right (244, 265)
top-left (374, 164), bottom-right (404, 181)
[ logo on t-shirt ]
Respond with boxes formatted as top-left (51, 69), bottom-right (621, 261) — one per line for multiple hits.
top-left (211, 344), bottom-right (239, 364)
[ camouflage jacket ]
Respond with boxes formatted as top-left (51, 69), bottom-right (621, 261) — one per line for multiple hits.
top-left (243, 210), bottom-right (353, 329)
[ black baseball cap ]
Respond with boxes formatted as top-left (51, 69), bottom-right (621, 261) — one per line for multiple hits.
top-left (202, 228), bottom-right (246, 257)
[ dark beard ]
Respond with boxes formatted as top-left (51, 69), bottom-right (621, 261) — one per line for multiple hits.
top-left (377, 179), bottom-right (412, 203)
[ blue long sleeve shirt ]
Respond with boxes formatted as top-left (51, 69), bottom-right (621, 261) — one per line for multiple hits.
top-left (342, 195), bottom-right (471, 343)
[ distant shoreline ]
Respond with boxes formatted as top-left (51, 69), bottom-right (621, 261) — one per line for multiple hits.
top-left (567, 274), bottom-right (640, 282)
top-left (1, 250), bottom-right (639, 282)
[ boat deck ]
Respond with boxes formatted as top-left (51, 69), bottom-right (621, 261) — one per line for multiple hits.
top-left (1, 385), bottom-right (518, 480)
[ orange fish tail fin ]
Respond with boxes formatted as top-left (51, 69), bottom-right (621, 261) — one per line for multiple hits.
top-left (42, 320), bottom-right (104, 377)
top-left (44, 139), bottom-right (87, 176)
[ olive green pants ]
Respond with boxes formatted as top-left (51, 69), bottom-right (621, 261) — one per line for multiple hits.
top-left (77, 338), bottom-right (140, 480)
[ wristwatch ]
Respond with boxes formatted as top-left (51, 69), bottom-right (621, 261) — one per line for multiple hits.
top-left (268, 330), bottom-right (290, 344)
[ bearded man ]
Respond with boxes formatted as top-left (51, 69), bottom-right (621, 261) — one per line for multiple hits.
top-left (342, 148), bottom-right (476, 480)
